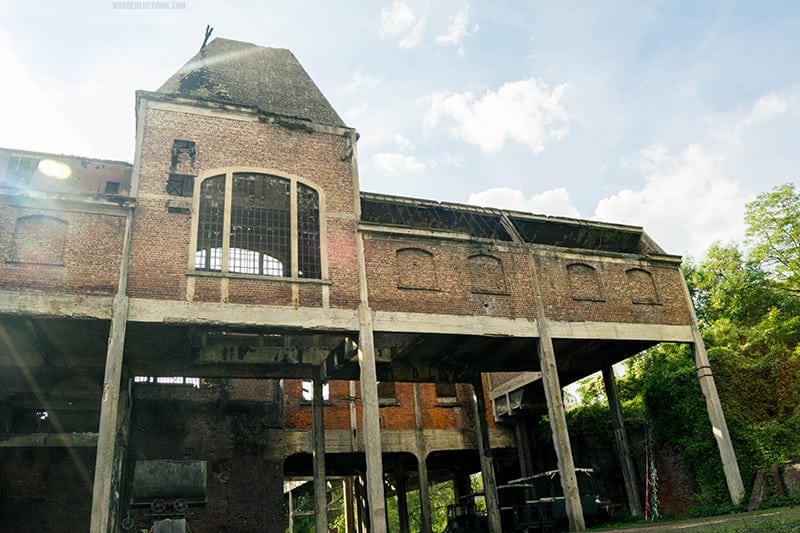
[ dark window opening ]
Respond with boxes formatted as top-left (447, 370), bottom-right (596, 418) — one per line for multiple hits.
top-left (171, 139), bottom-right (196, 173)
top-left (297, 183), bottom-right (321, 278)
top-left (195, 175), bottom-right (225, 271)
top-left (167, 173), bottom-right (195, 197)
top-left (436, 382), bottom-right (458, 405)
top-left (104, 181), bottom-right (120, 195)
top-left (378, 381), bottom-right (397, 405)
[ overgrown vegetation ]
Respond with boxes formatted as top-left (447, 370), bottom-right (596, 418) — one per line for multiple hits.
top-left (573, 183), bottom-right (800, 510)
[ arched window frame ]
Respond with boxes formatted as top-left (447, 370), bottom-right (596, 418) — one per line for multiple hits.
top-left (566, 262), bottom-right (605, 302)
top-left (189, 168), bottom-right (327, 280)
top-left (468, 253), bottom-right (508, 295)
top-left (9, 215), bottom-right (68, 266)
top-left (396, 247), bottom-right (438, 290)
top-left (626, 267), bottom-right (660, 304)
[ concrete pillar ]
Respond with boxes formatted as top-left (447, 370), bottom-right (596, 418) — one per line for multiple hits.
top-left (470, 378), bottom-right (502, 533)
top-left (396, 468), bottom-right (410, 533)
top-left (413, 383), bottom-right (433, 533)
top-left (527, 251), bottom-right (585, 531)
top-left (288, 488), bottom-right (295, 533)
top-left (602, 366), bottom-right (642, 517)
top-left (679, 278), bottom-right (745, 504)
top-left (692, 339), bottom-right (745, 503)
top-left (514, 417), bottom-right (534, 480)
top-left (355, 208), bottom-right (387, 532)
top-left (344, 478), bottom-right (356, 533)
top-left (312, 369), bottom-right (328, 533)
top-left (90, 210), bottom-right (134, 533)
top-left (452, 469), bottom-right (471, 502)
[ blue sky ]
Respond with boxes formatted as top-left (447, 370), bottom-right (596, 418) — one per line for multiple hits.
top-left (1, 1), bottom-right (798, 259)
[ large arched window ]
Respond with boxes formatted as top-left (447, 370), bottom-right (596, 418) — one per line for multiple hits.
top-left (194, 171), bottom-right (321, 279)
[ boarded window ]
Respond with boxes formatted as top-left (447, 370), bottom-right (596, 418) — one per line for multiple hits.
top-left (469, 254), bottom-right (507, 294)
top-left (396, 248), bottom-right (437, 290)
top-left (626, 268), bottom-right (659, 304)
top-left (567, 263), bottom-right (604, 301)
top-left (10, 215), bottom-right (67, 266)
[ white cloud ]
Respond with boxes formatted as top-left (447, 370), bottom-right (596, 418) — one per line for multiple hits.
top-left (345, 69), bottom-right (382, 90)
top-left (467, 187), bottom-right (582, 218)
top-left (435, 5), bottom-right (478, 56)
top-left (378, 0), bottom-right (426, 48)
top-left (372, 152), bottom-right (426, 175)
top-left (594, 144), bottom-right (747, 257)
top-left (423, 79), bottom-right (569, 154)
top-left (733, 93), bottom-right (787, 140)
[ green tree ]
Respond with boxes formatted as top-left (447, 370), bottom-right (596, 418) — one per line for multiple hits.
top-left (745, 183), bottom-right (800, 291)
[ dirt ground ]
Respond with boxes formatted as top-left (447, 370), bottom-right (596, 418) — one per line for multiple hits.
top-left (593, 506), bottom-right (800, 532)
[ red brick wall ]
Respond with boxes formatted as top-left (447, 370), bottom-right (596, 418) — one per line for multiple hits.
top-left (363, 236), bottom-right (536, 319)
top-left (127, 103), bottom-right (360, 308)
top-left (0, 205), bottom-right (124, 294)
top-left (535, 254), bottom-right (692, 325)
top-left (282, 380), bottom-right (485, 431)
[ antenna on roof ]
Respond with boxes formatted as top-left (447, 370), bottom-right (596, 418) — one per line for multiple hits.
top-left (200, 25), bottom-right (213, 50)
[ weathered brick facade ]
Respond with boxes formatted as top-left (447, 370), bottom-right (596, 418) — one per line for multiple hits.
top-left (0, 37), bottom-right (741, 533)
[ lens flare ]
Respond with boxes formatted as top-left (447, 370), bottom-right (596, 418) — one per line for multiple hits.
top-left (37, 159), bottom-right (72, 180)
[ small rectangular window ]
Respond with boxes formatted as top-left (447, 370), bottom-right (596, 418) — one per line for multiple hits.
top-left (104, 181), bottom-right (120, 194)
top-left (167, 173), bottom-right (195, 197)
top-left (435, 382), bottom-right (458, 406)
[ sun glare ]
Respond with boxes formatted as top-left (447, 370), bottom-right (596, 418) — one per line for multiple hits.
top-left (37, 159), bottom-right (72, 180)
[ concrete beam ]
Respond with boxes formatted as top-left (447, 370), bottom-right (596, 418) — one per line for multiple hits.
top-left (128, 297), bottom-right (359, 330)
top-left (0, 432), bottom-right (98, 447)
top-left (372, 310), bottom-right (538, 337)
top-left (0, 290), bottom-right (112, 319)
top-left (547, 321), bottom-right (694, 342)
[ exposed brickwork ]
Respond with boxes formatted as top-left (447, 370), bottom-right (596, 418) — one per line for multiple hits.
top-left (0, 205), bottom-right (124, 294)
top-left (535, 253), bottom-right (692, 324)
top-left (655, 443), bottom-right (695, 516)
top-left (127, 105), bottom-right (361, 309)
top-left (364, 237), bottom-right (536, 319)
top-left (124, 380), bottom-right (284, 533)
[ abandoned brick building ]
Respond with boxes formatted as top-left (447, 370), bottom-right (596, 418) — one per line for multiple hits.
top-left (0, 38), bottom-right (744, 532)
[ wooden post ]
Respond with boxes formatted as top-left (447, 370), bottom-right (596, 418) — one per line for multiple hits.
top-left (471, 377), bottom-right (502, 533)
top-left (312, 369), bottom-right (328, 533)
top-left (602, 366), bottom-right (643, 517)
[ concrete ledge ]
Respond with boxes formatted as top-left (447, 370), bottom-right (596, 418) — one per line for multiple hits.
top-left (128, 298), bottom-right (360, 330)
top-left (0, 290), bottom-right (113, 319)
top-left (548, 320), bottom-right (695, 342)
top-left (0, 432), bottom-right (99, 447)
top-left (373, 311), bottom-right (539, 337)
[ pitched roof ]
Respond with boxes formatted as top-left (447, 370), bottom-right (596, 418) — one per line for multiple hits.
top-left (157, 38), bottom-right (346, 127)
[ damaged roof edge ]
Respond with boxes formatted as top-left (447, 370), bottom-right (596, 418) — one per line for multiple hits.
top-left (360, 191), bottom-right (645, 236)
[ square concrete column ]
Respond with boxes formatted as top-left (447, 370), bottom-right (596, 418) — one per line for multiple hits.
top-left (312, 369), bottom-right (328, 533)
top-left (412, 383), bottom-right (433, 533)
top-left (470, 377), bottom-right (502, 533)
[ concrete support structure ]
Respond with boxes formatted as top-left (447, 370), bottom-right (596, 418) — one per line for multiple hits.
top-left (602, 366), bottom-right (642, 517)
top-left (344, 478), bottom-right (356, 533)
top-left (90, 211), bottom-right (134, 533)
top-left (471, 378), bottom-right (501, 533)
top-left (312, 370), bottom-right (328, 533)
top-left (514, 417), bottom-right (534, 480)
top-left (396, 467), bottom-right (410, 533)
top-left (355, 232), bottom-right (387, 532)
top-left (529, 252), bottom-right (585, 532)
top-left (680, 279), bottom-right (745, 504)
top-left (413, 383), bottom-right (433, 533)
